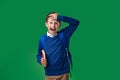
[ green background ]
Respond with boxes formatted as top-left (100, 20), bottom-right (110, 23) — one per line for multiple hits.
top-left (0, 0), bottom-right (120, 80)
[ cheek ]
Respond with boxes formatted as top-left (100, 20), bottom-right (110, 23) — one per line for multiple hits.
top-left (47, 24), bottom-right (52, 28)
top-left (55, 25), bottom-right (60, 29)
top-left (55, 23), bottom-right (60, 27)
top-left (46, 25), bottom-right (51, 30)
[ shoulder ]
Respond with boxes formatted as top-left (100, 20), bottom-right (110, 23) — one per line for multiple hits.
top-left (39, 34), bottom-right (47, 41)
top-left (58, 30), bottom-right (64, 35)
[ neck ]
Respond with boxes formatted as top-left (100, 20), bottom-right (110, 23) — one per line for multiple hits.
top-left (48, 31), bottom-right (57, 35)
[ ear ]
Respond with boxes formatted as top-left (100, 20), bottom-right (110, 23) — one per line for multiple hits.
top-left (45, 22), bottom-right (48, 27)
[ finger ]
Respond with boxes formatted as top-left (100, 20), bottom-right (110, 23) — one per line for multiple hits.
top-left (42, 50), bottom-right (46, 59)
top-left (41, 58), bottom-right (44, 62)
top-left (49, 14), bottom-right (57, 19)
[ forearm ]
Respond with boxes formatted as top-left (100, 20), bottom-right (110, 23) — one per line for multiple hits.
top-left (36, 40), bottom-right (42, 64)
top-left (36, 50), bottom-right (42, 64)
top-left (57, 15), bottom-right (80, 26)
top-left (57, 15), bottom-right (80, 39)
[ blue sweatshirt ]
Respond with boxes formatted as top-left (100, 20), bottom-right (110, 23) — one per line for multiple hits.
top-left (36, 15), bottom-right (80, 76)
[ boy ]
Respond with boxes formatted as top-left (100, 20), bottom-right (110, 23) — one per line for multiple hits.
top-left (36, 12), bottom-right (80, 80)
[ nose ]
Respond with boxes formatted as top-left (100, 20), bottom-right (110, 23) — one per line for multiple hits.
top-left (51, 23), bottom-right (55, 28)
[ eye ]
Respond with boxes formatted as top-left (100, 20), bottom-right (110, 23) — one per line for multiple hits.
top-left (55, 22), bottom-right (59, 25)
top-left (50, 22), bottom-right (52, 24)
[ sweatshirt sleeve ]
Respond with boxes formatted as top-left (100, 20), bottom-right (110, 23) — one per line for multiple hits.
top-left (57, 15), bottom-right (80, 39)
top-left (36, 39), bottom-right (42, 64)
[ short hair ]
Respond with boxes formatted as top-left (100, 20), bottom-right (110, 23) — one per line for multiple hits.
top-left (45, 12), bottom-right (61, 25)
top-left (45, 12), bottom-right (57, 22)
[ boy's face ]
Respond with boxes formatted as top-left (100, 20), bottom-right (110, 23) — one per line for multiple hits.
top-left (46, 17), bottom-right (60, 35)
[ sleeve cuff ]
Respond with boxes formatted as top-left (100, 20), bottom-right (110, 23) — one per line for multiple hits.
top-left (57, 15), bottom-right (63, 21)
top-left (37, 56), bottom-right (42, 64)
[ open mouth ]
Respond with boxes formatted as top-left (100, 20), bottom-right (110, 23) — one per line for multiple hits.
top-left (50, 28), bottom-right (56, 31)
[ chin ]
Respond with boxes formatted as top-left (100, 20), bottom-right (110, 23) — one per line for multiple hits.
top-left (49, 30), bottom-right (57, 35)
top-left (52, 32), bottom-right (57, 34)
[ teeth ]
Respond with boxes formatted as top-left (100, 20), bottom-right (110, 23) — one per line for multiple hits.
top-left (50, 28), bottom-right (56, 31)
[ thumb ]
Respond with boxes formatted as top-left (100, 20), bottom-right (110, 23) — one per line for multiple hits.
top-left (42, 50), bottom-right (46, 59)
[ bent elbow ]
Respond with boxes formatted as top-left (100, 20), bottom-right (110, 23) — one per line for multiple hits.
top-left (75, 20), bottom-right (80, 27)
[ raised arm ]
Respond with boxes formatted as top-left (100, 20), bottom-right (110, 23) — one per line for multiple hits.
top-left (57, 15), bottom-right (80, 39)
top-left (57, 15), bottom-right (79, 27)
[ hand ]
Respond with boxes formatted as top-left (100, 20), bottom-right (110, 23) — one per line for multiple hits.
top-left (41, 57), bottom-right (47, 67)
top-left (49, 13), bottom-right (58, 20)
top-left (40, 50), bottom-right (47, 67)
